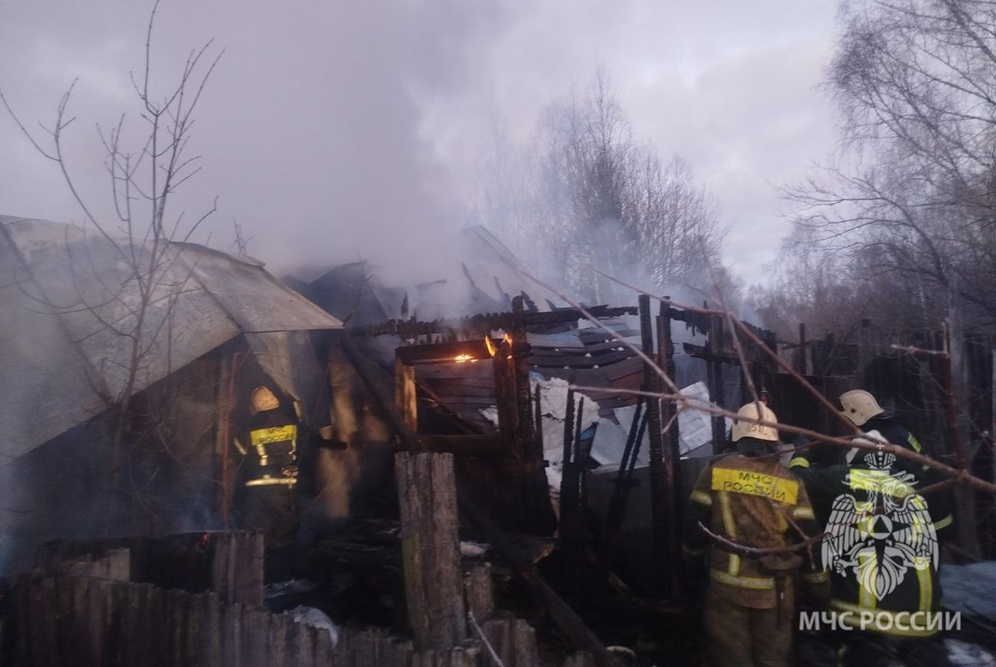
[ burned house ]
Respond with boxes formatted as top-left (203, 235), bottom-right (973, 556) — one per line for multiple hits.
top-left (7, 215), bottom-right (996, 665)
top-left (0, 215), bottom-right (343, 574)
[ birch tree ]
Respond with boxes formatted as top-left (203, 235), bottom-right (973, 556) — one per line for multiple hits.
top-left (475, 72), bottom-right (729, 306)
top-left (782, 0), bottom-right (996, 332)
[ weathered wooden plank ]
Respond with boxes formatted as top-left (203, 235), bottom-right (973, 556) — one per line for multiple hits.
top-left (529, 349), bottom-right (638, 369)
top-left (481, 617), bottom-right (510, 667)
top-left (450, 645), bottom-right (482, 667)
top-left (88, 577), bottom-right (110, 667)
top-left (415, 363), bottom-right (495, 380)
top-left (385, 635), bottom-right (415, 667)
top-left (240, 606), bottom-right (268, 667)
top-left (312, 616), bottom-right (335, 666)
top-left (164, 589), bottom-right (184, 667)
top-left (396, 339), bottom-right (493, 364)
top-left (267, 611), bottom-right (290, 667)
top-left (348, 626), bottom-right (377, 666)
top-left (148, 584), bottom-right (169, 667)
top-left (512, 618), bottom-right (539, 666)
top-left (411, 650), bottom-right (436, 667)
top-left (464, 563), bottom-right (494, 623)
top-left (396, 452), bottom-right (467, 652)
top-left (211, 531), bottom-right (264, 607)
top-left (422, 383), bottom-right (498, 399)
top-left (220, 603), bottom-right (240, 667)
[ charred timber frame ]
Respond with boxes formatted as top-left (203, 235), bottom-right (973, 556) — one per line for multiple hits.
top-left (656, 300), bottom-right (683, 604)
top-left (353, 305), bottom-right (639, 342)
top-left (676, 309), bottom-right (779, 453)
top-left (390, 295), bottom-right (554, 534)
top-left (639, 294), bottom-right (681, 600)
top-left (338, 332), bottom-right (621, 666)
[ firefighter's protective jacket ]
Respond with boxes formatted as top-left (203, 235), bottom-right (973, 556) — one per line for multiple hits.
top-left (684, 441), bottom-right (827, 609)
top-left (819, 444), bottom-right (954, 637)
top-left (234, 409), bottom-right (299, 487)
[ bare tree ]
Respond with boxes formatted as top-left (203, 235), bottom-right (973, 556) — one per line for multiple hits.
top-left (1, 1), bottom-right (224, 516)
top-left (781, 0), bottom-right (996, 332)
top-left (474, 71), bottom-right (729, 306)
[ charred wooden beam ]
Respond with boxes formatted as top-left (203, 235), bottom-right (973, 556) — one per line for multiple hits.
top-left (395, 339), bottom-right (494, 365)
top-left (657, 300), bottom-right (684, 604)
top-left (594, 400), bottom-right (646, 604)
top-left (639, 294), bottom-right (668, 597)
top-left (395, 358), bottom-right (418, 433)
top-left (339, 334), bottom-right (619, 666)
top-left (513, 295), bottom-right (539, 459)
top-left (352, 306), bottom-right (640, 340)
top-left (493, 337), bottom-right (520, 451)
top-left (420, 435), bottom-right (506, 458)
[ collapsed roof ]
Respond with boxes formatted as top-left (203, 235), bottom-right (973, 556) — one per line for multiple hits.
top-left (301, 225), bottom-right (566, 326)
top-left (0, 215), bottom-right (342, 464)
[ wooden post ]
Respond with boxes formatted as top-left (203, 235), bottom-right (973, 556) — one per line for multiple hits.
top-left (639, 294), bottom-right (667, 596)
top-left (396, 452), bottom-right (467, 651)
top-left (511, 296), bottom-right (538, 459)
top-left (340, 333), bottom-right (617, 665)
top-left (217, 349), bottom-right (239, 526)
top-left (395, 359), bottom-right (418, 432)
top-left (657, 300), bottom-right (683, 604)
top-left (493, 338), bottom-right (519, 449)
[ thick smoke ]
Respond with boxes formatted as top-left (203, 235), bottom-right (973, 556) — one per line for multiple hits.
top-left (0, 0), bottom-right (837, 286)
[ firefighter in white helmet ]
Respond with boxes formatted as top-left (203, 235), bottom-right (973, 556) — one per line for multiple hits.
top-left (821, 389), bottom-right (955, 666)
top-left (683, 401), bottom-right (827, 667)
top-left (233, 385), bottom-right (301, 581)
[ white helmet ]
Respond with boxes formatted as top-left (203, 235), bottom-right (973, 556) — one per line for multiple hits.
top-left (732, 402), bottom-right (779, 443)
top-left (250, 386), bottom-right (279, 415)
top-left (839, 389), bottom-right (884, 426)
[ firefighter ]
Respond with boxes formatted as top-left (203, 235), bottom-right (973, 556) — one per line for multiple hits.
top-left (838, 389), bottom-right (953, 531)
top-left (233, 385), bottom-right (301, 582)
top-left (684, 402), bottom-right (828, 667)
top-left (821, 390), bottom-right (954, 667)
top-left (840, 390), bottom-right (923, 454)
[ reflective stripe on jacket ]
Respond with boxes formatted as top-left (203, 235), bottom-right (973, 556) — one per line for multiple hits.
top-left (684, 450), bottom-right (822, 609)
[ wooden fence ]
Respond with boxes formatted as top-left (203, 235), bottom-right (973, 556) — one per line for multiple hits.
top-left (12, 452), bottom-right (606, 666)
top-left (15, 569), bottom-right (594, 666)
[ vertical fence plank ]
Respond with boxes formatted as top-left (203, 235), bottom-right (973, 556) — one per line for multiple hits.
top-left (396, 452), bottom-right (467, 651)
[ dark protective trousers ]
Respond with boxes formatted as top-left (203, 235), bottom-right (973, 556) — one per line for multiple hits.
top-left (704, 587), bottom-right (792, 667)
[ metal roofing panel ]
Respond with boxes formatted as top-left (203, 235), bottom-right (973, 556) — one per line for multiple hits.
top-left (0, 215), bottom-right (342, 463)
top-left (173, 243), bottom-right (343, 333)
top-left (0, 220), bottom-right (109, 461)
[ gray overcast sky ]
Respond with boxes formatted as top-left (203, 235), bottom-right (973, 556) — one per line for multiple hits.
top-left (0, 0), bottom-right (839, 288)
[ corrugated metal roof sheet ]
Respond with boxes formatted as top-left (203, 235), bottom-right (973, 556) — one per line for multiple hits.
top-left (0, 215), bottom-right (342, 463)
